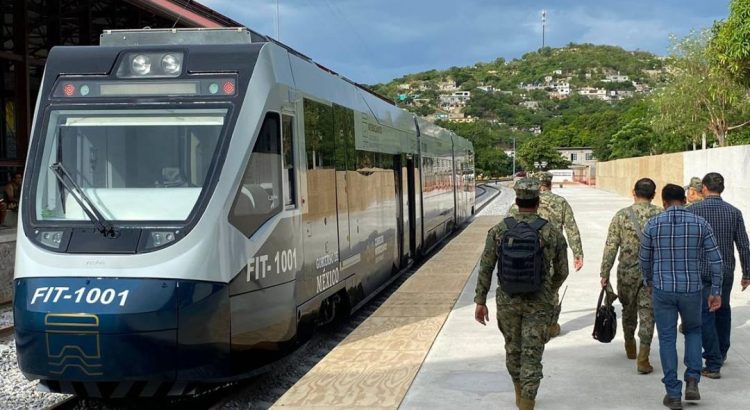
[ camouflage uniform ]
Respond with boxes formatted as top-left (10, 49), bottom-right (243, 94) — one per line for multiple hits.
top-left (600, 201), bottom-right (663, 346)
top-left (475, 178), bottom-right (569, 401)
top-left (685, 177), bottom-right (703, 208)
top-left (509, 172), bottom-right (582, 326)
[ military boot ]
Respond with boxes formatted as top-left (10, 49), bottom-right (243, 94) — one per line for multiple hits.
top-left (637, 344), bottom-right (654, 374)
top-left (548, 323), bottom-right (561, 338)
top-left (519, 398), bottom-right (535, 410)
top-left (514, 382), bottom-right (521, 407)
top-left (625, 337), bottom-right (637, 360)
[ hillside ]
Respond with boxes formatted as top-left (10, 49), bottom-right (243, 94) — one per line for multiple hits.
top-left (369, 44), bottom-right (668, 176)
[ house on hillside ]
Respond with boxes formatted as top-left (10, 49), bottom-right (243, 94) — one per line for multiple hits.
top-left (477, 85), bottom-right (495, 92)
top-left (439, 91), bottom-right (471, 107)
top-left (397, 83), bottom-right (411, 91)
top-left (438, 80), bottom-right (458, 92)
top-left (553, 69), bottom-right (563, 75)
top-left (518, 82), bottom-right (545, 91)
top-left (642, 69), bottom-right (663, 78)
top-left (633, 82), bottom-right (651, 93)
top-left (609, 90), bottom-right (634, 100)
top-left (519, 100), bottom-right (540, 110)
top-left (603, 72), bottom-right (630, 82)
top-left (554, 81), bottom-right (570, 95)
top-left (578, 87), bottom-right (608, 100)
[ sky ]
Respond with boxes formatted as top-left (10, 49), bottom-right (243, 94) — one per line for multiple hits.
top-left (200, 0), bottom-right (730, 85)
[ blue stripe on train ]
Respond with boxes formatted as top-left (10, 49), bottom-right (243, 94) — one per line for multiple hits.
top-left (14, 277), bottom-right (230, 382)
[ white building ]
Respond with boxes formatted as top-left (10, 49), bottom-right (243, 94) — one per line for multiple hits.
top-left (578, 87), bottom-right (608, 100)
top-left (477, 85), bottom-right (495, 92)
top-left (553, 81), bottom-right (570, 95)
top-left (438, 80), bottom-right (458, 92)
top-left (603, 72), bottom-right (630, 82)
top-left (439, 91), bottom-right (471, 107)
top-left (519, 100), bottom-right (540, 110)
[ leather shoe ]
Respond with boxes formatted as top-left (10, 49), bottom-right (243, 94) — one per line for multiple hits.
top-left (663, 395), bottom-right (683, 409)
top-left (701, 368), bottom-right (721, 379)
top-left (685, 377), bottom-right (700, 401)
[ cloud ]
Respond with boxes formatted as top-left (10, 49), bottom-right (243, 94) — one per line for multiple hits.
top-left (196, 0), bottom-right (730, 83)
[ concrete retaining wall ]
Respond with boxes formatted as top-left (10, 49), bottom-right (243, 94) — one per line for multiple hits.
top-left (598, 144), bottom-right (750, 219)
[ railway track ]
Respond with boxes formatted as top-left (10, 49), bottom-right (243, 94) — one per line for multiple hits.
top-left (0, 302), bottom-right (13, 339)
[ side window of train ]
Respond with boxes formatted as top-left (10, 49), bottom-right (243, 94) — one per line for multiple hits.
top-left (304, 99), bottom-right (334, 170)
top-left (282, 114), bottom-right (296, 208)
top-left (229, 112), bottom-right (283, 237)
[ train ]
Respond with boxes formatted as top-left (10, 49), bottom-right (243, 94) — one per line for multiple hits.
top-left (13, 27), bottom-right (475, 397)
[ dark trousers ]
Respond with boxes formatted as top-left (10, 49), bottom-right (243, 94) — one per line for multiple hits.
top-left (701, 285), bottom-right (722, 371)
top-left (716, 279), bottom-right (733, 359)
top-left (653, 288), bottom-right (702, 398)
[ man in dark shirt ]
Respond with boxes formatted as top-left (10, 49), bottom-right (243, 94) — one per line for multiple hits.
top-left (640, 184), bottom-right (722, 410)
top-left (687, 172), bottom-right (750, 378)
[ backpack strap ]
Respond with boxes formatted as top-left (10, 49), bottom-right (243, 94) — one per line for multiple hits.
top-left (503, 217), bottom-right (518, 229)
top-left (625, 207), bottom-right (643, 241)
top-left (529, 218), bottom-right (547, 231)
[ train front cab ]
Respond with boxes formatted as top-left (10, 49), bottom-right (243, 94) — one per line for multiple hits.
top-left (12, 37), bottom-right (295, 396)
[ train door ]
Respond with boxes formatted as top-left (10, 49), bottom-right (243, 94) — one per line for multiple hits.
top-left (394, 154), bottom-right (406, 269)
top-left (406, 154), bottom-right (417, 259)
top-left (301, 99), bottom-right (339, 303)
top-left (333, 105), bottom-right (357, 275)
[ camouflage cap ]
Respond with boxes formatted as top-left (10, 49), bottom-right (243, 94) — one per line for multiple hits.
top-left (533, 171), bottom-right (553, 183)
top-left (685, 177), bottom-right (702, 191)
top-left (514, 177), bottom-right (540, 199)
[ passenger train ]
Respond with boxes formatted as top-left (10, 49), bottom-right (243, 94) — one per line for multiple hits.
top-left (13, 27), bottom-right (475, 397)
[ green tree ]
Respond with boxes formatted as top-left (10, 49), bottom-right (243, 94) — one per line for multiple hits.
top-left (608, 119), bottom-right (654, 159)
top-left (652, 30), bottom-right (750, 147)
top-left (516, 138), bottom-right (570, 170)
top-left (710, 0), bottom-right (750, 87)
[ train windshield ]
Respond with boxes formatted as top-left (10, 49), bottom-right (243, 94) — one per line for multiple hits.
top-left (34, 108), bottom-right (227, 222)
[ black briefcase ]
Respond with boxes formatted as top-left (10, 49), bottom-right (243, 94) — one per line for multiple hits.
top-left (592, 288), bottom-right (617, 343)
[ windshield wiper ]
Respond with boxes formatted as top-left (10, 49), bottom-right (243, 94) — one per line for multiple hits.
top-left (50, 162), bottom-right (115, 237)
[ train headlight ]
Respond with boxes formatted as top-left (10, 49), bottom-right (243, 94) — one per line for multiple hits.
top-left (131, 55), bottom-right (152, 75)
top-left (117, 52), bottom-right (184, 78)
top-left (161, 54), bottom-right (182, 75)
top-left (38, 231), bottom-right (64, 249)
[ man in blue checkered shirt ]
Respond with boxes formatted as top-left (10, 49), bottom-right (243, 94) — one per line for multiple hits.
top-left (687, 172), bottom-right (750, 379)
top-left (639, 184), bottom-right (722, 410)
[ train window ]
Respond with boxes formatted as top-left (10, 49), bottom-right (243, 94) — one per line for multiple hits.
top-left (282, 115), bottom-right (296, 207)
top-left (304, 99), bottom-right (334, 170)
top-left (33, 108), bottom-right (226, 222)
top-left (229, 112), bottom-right (283, 237)
top-left (333, 104), bottom-right (355, 171)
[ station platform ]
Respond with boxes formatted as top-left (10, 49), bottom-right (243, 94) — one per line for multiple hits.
top-left (274, 186), bottom-right (750, 409)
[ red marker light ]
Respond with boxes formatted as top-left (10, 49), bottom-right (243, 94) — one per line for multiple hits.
top-left (63, 83), bottom-right (75, 97)
top-left (222, 81), bottom-right (235, 95)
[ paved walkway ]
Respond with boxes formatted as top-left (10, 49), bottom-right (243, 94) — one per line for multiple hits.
top-left (402, 186), bottom-right (750, 409)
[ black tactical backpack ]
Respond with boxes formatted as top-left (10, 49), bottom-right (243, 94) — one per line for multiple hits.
top-left (496, 217), bottom-right (547, 295)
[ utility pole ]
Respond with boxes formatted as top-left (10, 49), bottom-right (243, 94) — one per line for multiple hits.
top-left (541, 10), bottom-right (546, 48)
top-left (275, 0), bottom-right (280, 40)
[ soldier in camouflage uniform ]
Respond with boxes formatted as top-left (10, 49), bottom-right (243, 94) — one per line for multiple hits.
top-left (600, 178), bottom-right (663, 374)
top-left (475, 178), bottom-right (569, 410)
top-left (509, 171), bottom-right (583, 338)
top-left (685, 177), bottom-right (703, 208)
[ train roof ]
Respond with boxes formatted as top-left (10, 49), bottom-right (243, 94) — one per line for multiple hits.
top-left (100, 27), bottom-right (396, 107)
